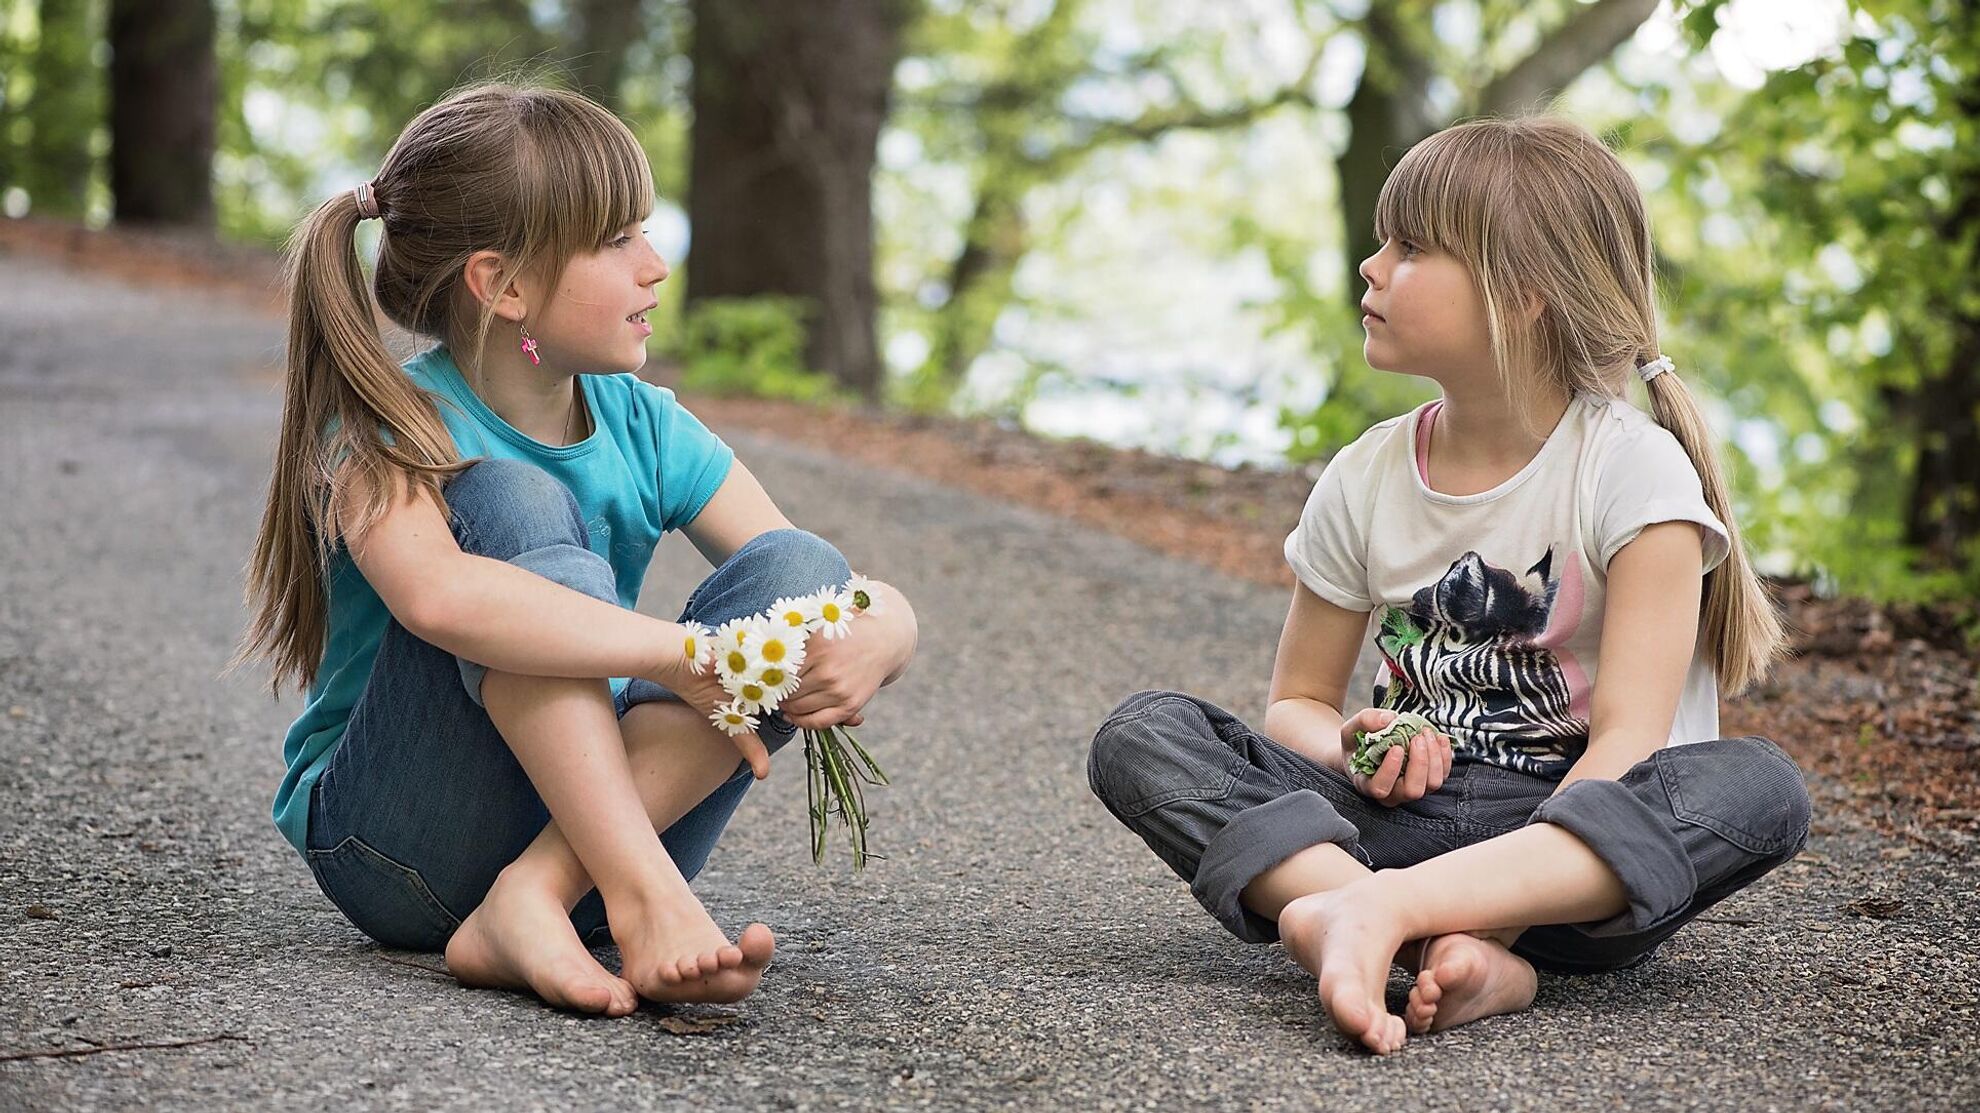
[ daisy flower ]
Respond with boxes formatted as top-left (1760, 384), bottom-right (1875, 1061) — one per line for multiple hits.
top-left (812, 588), bottom-right (856, 640)
top-left (680, 622), bottom-right (714, 675)
top-left (769, 595), bottom-right (820, 632)
top-left (732, 675), bottom-right (775, 712)
top-left (845, 573), bottom-right (883, 615)
top-left (709, 700), bottom-right (758, 737)
top-left (714, 616), bottom-right (768, 680)
top-left (757, 662), bottom-right (802, 705)
top-left (753, 624), bottom-right (808, 674)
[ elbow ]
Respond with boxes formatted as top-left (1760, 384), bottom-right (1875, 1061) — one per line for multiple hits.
top-left (394, 578), bottom-right (463, 646)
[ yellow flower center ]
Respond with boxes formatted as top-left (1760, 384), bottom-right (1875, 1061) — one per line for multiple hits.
top-left (762, 640), bottom-right (786, 663)
top-left (781, 610), bottom-right (805, 627)
top-left (741, 683), bottom-right (766, 702)
top-left (821, 602), bottom-right (841, 623)
top-left (725, 650), bottom-right (748, 673)
top-left (761, 667), bottom-right (786, 686)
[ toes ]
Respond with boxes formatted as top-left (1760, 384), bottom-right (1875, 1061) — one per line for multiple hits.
top-left (716, 944), bottom-right (745, 971)
top-left (736, 923), bottom-right (776, 968)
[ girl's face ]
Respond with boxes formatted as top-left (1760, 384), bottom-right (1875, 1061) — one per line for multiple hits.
top-left (1356, 237), bottom-right (1494, 382)
top-left (524, 220), bottom-right (670, 375)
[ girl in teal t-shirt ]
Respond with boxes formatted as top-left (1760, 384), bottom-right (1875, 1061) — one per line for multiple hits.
top-left (236, 84), bottom-right (918, 1016)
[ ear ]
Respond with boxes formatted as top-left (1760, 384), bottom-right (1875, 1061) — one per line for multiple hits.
top-left (1523, 291), bottom-right (1545, 325)
top-left (462, 250), bottom-right (530, 323)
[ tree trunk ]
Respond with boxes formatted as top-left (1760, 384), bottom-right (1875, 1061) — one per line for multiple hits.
top-left (1335, 7), bottom-right (1436, 309)
top-left (107, 0), bottom-right (215, 228)
top-left (23, 0), bottom-right (100, 219)
top-left (686, 0), bottom-right (906, 399)
top-left (1901, 72), bottom-right (1980, 567)
top-left (568, 0), bottom-right (644, 110)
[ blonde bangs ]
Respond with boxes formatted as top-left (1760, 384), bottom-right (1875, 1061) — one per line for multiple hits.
top-left (512, 92), bottom-right (656, 282)
top-left (1372, 127), bottom-right (1505, 262)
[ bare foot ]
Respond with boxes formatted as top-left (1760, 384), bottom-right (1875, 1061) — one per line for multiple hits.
top-left (1278, 887), bottom-right (1410, 1055)
top-left (609, 894), bottom-right (776, 1005)
top-left (1404, 933), bottom-right (1537, 1034)
top-left (445, 871), bottom-right (639, 1017)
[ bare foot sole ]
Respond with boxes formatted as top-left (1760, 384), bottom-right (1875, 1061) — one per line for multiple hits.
top-left (1405, 933), bottom-right (1537, 1034)
top-left (445, 876), bottom-right (639, 1017)
top-left (634, 921), bottom-right (776, 1005)
top-left (1278, 889), bottom-right (1410, 1055)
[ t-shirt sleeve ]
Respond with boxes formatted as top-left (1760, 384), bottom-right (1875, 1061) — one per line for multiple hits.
top-left (1593, 426), bottom-right (1732, 574)
top-left (641, 382), bottom-right (735, 532)
top-left (1284, 446), bottom-right (1374, 612)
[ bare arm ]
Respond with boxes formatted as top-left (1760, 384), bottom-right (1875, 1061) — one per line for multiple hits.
top-left (342, 470), bottom-right (694, 687)
top-left (1557, 520), bottom-right (1706, 792)
top-left (680, 459), bottom-right (919, 728)
top-left (1262, 584), bottom-right (1371, 772)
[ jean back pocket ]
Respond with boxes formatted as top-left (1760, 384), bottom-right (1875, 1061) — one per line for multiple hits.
top-left (306, 836), bottom-right (460, 951)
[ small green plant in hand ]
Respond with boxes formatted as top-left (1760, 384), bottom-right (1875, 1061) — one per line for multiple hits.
top-left (1350, 711), bottom-right (1434, 777)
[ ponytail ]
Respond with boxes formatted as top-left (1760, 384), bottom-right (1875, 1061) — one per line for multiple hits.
top-left (1642, 369), bottom-right (1790, 694)
top-left (232, 188), bottom-right (464, 693)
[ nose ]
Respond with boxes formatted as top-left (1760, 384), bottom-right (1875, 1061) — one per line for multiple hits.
top-left (1357, 243), bottom-right (1386, 290)
top-left (640, 238), bottom-right (670, 286)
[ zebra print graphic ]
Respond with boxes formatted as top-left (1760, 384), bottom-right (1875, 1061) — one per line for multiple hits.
top-left (1370, 547), bottom-right (1589, 776)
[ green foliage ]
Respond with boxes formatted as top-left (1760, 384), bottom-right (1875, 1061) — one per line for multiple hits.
top-left (676, 296), bottom-right (843, 403)
top-left (1650, 0), bottom-right (1980, 600)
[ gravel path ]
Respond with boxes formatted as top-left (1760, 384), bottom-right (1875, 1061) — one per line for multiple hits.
top-left (1, 254), bottom-right (1974, 1111)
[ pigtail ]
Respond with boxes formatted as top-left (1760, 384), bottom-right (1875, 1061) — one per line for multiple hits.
top-left (1641, 368), bottom-right (1790, 694)
top-left (232, 187), bottom-right (463, 693)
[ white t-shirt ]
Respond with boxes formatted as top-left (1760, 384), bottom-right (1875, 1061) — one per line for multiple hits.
top-left (1284, 393), bottom-right (1731, 778)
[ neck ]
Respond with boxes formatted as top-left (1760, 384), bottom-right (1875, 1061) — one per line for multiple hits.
top-left (1432, 374), bottom-right (1572, 469)
top-left (455, 340), bottom-right (584, 446)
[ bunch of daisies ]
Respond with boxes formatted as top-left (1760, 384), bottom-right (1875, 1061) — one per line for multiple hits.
top-left (681, 574), bottom-right (890, 869)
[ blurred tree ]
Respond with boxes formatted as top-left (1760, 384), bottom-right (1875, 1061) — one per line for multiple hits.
top-left (108, 0), bottom-right (216, 226)
top-left (686, 0), bottom-right (912, 399)
top-left (901, 0), bottom-right (1327, 406)
top-left (568, 0), bottom-right (644, 109)
top-left (1656, 0), bottom-right (1979, 591)
top-left (16, 0), bottom-right (101, 217)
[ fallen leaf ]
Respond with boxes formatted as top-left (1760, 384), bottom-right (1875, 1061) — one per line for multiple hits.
top-left (657, 1014), bottom-right (741, 1035)
top-left (1843, 897), bottom-right (1907, 919)
top-left (25, 905), bottom-right (54, 920)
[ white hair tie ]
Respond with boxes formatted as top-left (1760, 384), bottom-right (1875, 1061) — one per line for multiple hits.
top-left (1636, 355), bottom-right (1675, 383)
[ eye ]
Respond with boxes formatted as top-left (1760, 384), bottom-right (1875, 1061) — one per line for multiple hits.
top-left (1398, 239), bottom-right (1423, 258)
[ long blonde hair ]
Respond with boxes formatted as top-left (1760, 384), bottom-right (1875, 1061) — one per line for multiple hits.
top-left (1373, 116), bottom-right (1787, 694)
top-left (237, 83), bottom-right (655, 692)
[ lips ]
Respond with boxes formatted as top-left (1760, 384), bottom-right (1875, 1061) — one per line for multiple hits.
top-left (1360, 302), bottom-right (1385, 322)
top-left (626, 301), bottom-right (658, 324)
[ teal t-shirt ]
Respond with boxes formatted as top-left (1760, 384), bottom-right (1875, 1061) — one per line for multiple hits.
top-left (271, 345), bottom-right (735, 852)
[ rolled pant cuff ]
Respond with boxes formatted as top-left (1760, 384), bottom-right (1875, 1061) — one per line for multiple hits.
top-left (1192, 789), bottom-right (1360, 944)
top-left (1528, 777), bottom-right (1697, 936)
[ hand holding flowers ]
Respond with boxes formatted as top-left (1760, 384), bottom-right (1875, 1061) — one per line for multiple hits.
top-left (674, 574), bottom-right (895, 869)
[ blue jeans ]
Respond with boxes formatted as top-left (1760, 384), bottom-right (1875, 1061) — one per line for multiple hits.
top-left (304, 459), bottom-right (850, 951)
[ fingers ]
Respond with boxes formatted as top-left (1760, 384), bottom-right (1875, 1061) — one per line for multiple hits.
top-left (1369, 743), bottom-right (1406, 800)
top-left (732, 730), bottom-right (771, 780)
top-left (1401, 735), bottom-right (1430, 799)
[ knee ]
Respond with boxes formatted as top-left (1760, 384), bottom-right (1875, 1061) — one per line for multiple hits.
top-left (734, 528), bottom-right (852, 595)
top-left (442, 459), bottom-right (587, 559)
top-left (1088, 690), bottom-right (1212, 811)
top-left (1668, 737), bottom-right (1812, 860)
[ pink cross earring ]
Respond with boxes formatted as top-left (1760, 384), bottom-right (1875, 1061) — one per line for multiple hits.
top-left (519, 320), bottom-right (540, 366)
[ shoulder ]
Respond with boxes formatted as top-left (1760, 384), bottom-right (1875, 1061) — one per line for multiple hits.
top-left (1318, 405), bottom-right (1419, 482)
top-left (1577, 394), bottom-right (1701, 485)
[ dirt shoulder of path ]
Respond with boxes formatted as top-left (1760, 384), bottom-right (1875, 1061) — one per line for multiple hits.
top-left (7, 214), bottom-right (1972, 852)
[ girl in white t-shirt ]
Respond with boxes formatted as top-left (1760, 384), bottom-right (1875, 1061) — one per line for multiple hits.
top-left (1088, 117), bottom-right (1808, 1054)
